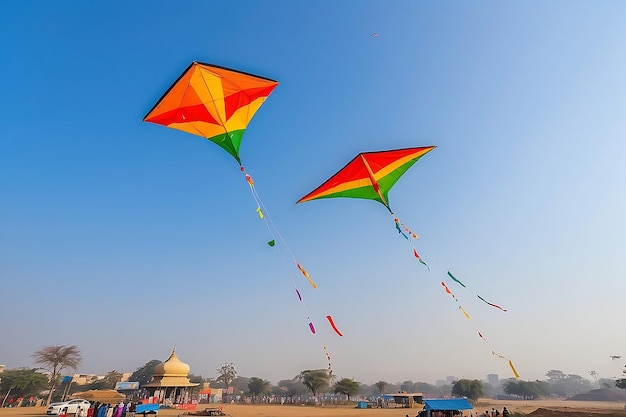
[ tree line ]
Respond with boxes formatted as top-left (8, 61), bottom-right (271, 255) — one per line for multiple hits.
top-left (2, 345), bottom-right (626, 407)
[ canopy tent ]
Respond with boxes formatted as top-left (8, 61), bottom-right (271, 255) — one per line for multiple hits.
top-left (386, 392), bottom-right (423, 408)
top-left (423, 398), bottom-right (473, 411)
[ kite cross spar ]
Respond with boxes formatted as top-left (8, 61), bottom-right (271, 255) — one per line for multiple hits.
top-left (143, 61), bottom-right (343, 341)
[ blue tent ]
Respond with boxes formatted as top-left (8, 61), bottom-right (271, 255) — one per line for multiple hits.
top-left (423, 398), bottom-right (473, 411)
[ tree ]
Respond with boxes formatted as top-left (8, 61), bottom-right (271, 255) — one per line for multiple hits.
top-left (84, 370), bottom-right (123, 391)
top-left (188, 374), bottom-right (205, 384)
top-left (32, 345), bottom-right (82, 406)
top-left (129, 360), bottom-right (161, 385)
top-left (103, 370), bottom-right (123, 389)
top-left (374, 380), bottom-right (388, 396)
top-left (247, 377), bottom-right (271, 401)
top-left (400, 380), bottom-right (416, 393)
top-left (451, 379), bottom-right (483, 404)
top-left (545, 370), bottom-right (568, 382)
top-left (297, 369), bottom-right (331, 397)
top-left (599, 378), bottom-right (615, 389)
top-left (333, 378), bottom-right (360, 401)
top-left (231, 376), bottom-right (249, 395)
top-left (0, 368), bottom-right (48, 407)
top-left (415, 382), bottom-right (448, 397)
top-left (588, 371), bottom-right (598, 385)
top-left (503, 380), bottom-right (549, 399)
top-left (275, 379), bottom-right (307, 400)
top-left (616, 379), bottom-right (626, 390)
top-left (547, 373), bottom-right (592, 397)
top-left (215, 363), bottom-right (237, 389)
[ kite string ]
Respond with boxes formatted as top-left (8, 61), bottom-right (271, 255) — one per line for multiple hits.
top-left (439, 269), bottom-right (519, 378)
top-left (241, 168), bottom-right (343, 372)
top-left (244, 169), bottom-right (316, 287)
top-left (240, 167), bottom-right (315, 326)
top-left (239, 167), bottom-right (347, 344)
top-left (392, 208), bottom-right (518, 377)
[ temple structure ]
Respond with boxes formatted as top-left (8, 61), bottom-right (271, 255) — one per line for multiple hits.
top-left (142, 348), bottom-right (199, 405)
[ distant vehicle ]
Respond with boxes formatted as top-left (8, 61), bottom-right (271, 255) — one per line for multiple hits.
top-left (46, 399), bottom-right (91, 415)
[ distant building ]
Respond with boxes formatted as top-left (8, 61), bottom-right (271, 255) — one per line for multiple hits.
top-left (435, 379), bottom-right (446, 387)
top-left (70, 372), bottom-right (132, 385)
top-left (486, 374), bottom-right (500, 387)
top-left (71, 374), bottom-right (102, 385)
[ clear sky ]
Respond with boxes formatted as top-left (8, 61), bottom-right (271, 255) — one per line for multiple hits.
top-left (2, 1), bottom-right (626, 386)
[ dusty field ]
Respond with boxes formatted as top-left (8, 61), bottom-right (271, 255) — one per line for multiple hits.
top-left (1, 400), bottom-right (625, 417)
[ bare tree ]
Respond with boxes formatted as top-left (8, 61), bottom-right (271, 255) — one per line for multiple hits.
top-left (32, 345), bottom-right (82, 405)
top-left (215, 363), bottom-right (237, 389)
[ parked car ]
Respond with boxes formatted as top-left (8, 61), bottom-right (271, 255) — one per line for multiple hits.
top-left (46, 399), bottom-right (91, 415)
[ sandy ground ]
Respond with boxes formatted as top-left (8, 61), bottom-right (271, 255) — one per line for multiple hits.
top-left (1, 400), bottom-right (625, 417)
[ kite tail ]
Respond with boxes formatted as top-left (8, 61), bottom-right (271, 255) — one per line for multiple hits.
top-left (394, 219), bottom-right (409, 239)
top-left (418, 257), bottom-right (430, 271)
top-left (326, 315), bottom-right (344, 336)
top-left (477, 295), bottom-right (507, 312)
top-left (447, 271), bottom-right (467, 288)
top-left (240, 166), bottom-right (325, 335)
top-left (242, 167), bottom-right (318, 289)
top-left (441, 281), bottom-right (457, 301)
top-left (392, 214), bottom-right (431, 273)
top-left (392, 214), bottom-right (419, 240)
top-left (297, 263), bottom-right (317, 289)
top-left (241, 165), bottom-right (343, 378)
top-left (444, 271), bottom-right (507, 312)
top-left (323, 346), bottom-right (333, 376)
top-left (509, 360), bottom-right (520, 378)
top-left (478, 329), bottom-right (520, 378)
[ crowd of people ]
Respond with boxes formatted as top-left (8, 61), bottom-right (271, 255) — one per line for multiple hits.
top-left (410, 406), bottom-right (511, 417)
top-left (69, 401), bottom-right (138, 417)
top-left (479, 407), bottom-right (510, 417)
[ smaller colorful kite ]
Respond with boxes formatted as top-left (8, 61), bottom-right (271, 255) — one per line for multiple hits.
top-left (298, 147), bottom-right (435, 214)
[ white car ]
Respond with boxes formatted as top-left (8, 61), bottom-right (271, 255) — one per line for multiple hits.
top-left (46, 399), bottom-right (91, 415)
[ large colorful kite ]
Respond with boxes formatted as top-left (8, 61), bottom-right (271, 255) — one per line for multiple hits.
top-left (298, 146), bottom-right (519, 378)
top-left (143, 61), bottom-right (342, 346)
top-left (144, 61), bottom-right (278, 165)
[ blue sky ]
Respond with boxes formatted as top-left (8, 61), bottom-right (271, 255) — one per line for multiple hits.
top-left (2, 1), bottom-right (626, 386)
